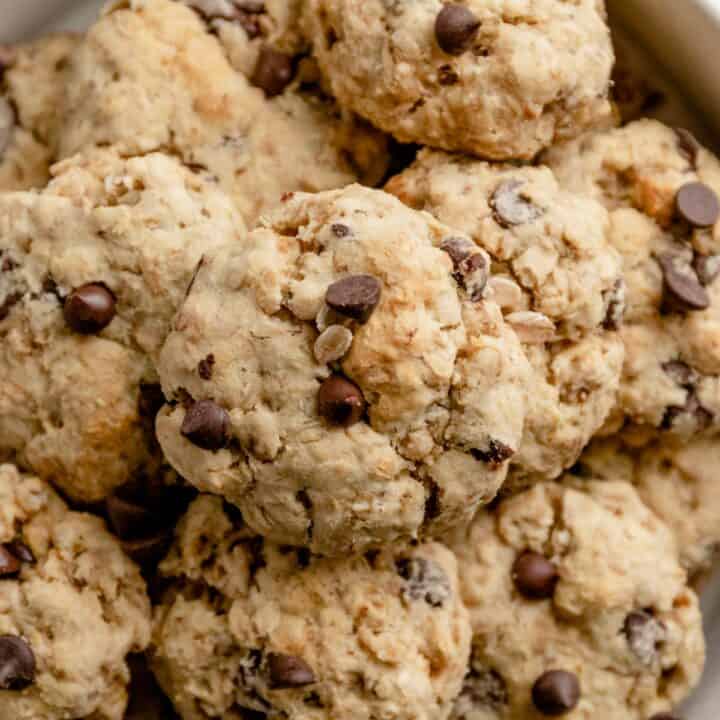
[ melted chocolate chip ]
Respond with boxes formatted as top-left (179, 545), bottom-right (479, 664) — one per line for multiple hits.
top-left (471, 439), bottom-right (514, 468)
top-left (438, 64), bottom-right (460, 85)
top-left (663, 392), bottom-right (713, 432)
top-left (317, 375), bottom-right (365, 427)
top-left (490, 180), bottom-right (543, 228)
top-left (662, 360), bottom-right (697, 388)
top-left (181, 399), bottom-right (230, 450)
top-left (512, 552), bottom-right (558, 600)
top-left (198, 354), bottom-right (216, 380)
top-left (624, 610), bottom-right (666, 665)
top-left (657, 254), bottom-right (710, 313)
top-left (63, 283), bottom-right (116, 334)
top-left (4, 540), bottom-right (34, 565)
top-left (251, 46), bottom-right (294, 97)
top-left (326, 275), bottom-right (382, 324)
top-left (0, 546), bottom-right (20, 577)
top-left (0, 635), bottom-right (36, 690)
top-left (330, 223), bottom-right (352, 238)
top-left (267, 653), bottom-right (316, 689)
top-left (396, 556), bottom-right (451, 607)
top-left (531, 670), bottom-right (580, 716)
top-left (675, 182), bottom-right (719, 228)
top-left (435, 4), bottom-right (481, 55)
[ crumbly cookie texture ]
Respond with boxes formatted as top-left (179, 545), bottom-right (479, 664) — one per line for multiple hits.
top-left (303, 0), bottom-right (614, 159)
top-left (156, 185), bottom-right (531, 554)
top-left (58, 0), bottom-right (388, 225)
top-left (0, 464), bottom-right (151, 720)
top-left (0, 34), bottom-right (78, 192)
top-left (0, 149), bottom-right (244, 502)
top-left (545, 119), bottom-right (720, 442)
top-left (575, 436), bottom-right (720, 578)
top-left (387, 151), bottom-right (625, 485)
top-left (449, 481), bottom-right (705, 720)
top-left (151, 494), bottom-right (471, 720)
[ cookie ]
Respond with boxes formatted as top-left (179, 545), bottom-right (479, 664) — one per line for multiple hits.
top-left (450, 480), bottom-right (705, 719)
top-left (151, 494), bottom-right (471, 720)
top-left (574, 436), bottom-right (720, 578)
top-left (58, 0), bottom-right (388, 225)
top-left (0, 149), bottom-right (244, 502)
top-left (0, 34), bottom-right (78, 192)
top-left (387, 151), bottom-right (625, 485)
top-left (545, 119), bottom-right (720, 441)
top-left (0, 464), bottom-right (151, 720)
top-left (303, 0), bottom-right (614, 159)
top-left (156, 185), bottom-right (532, 554)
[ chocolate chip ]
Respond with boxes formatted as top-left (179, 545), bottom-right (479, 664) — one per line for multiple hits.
top-left (470, 439), bottom-right (514, 468)
top-left (675, 182), bottom-right (720, 228)
top-left (663, 393), bottom-right (713, 432)
top-left (251, 46), bottom-right (294, 97)
top-left (512, 552), bottom-right (558, 600)
top-left (693, 253), bottom-right (720, 286)
top-left (396, 556), bottom-right (451, 607)
top-left (490, 180), bottom-right (543, 228)
top-left (624, 611), bottom-right (666, 665)
top-left (675, 128), bottom-right (700, 168)
top-left (531, 670), bottom-right (580, 716)
top-left (440, 236), bottom-right (473, 267)
top-left (438, 64), bottom-right (459, 85)
top-left (106, 494), bottom-right (155, 540)
top-left (603, 279), bottom-right (626, 330)
top-left (121, 532), bottom-right (173, 568)
top-left (657, 254), bottom-right (710, 313)
top-left (325, 275), bottom-right (381, 324)
top-left (662, 360), bottom-right (697, 388)
top-left (63, 283), bottom-right (116, 334)
top-left (138, 383), bottom-right (166, 419)
top-left (198, 354), bottom-right (216, 380)
top-left (0, 291), bottom-right (22, 322)
top-left (267, 653), bottom-right (316, 689)
top-left (441, 238), bottom-right (489, 301)
top-left (181, 399), bottom-right (230, 450)
top-left (435, 4), bottom-right (481, 55)
top-left (331, 223), bottom-right (352, 238)
top-left (0, 636), bottom-right (36, 690)
top-left (0, 546), bottom-right (20, 577)
top-left (456, 668), bottom-right (508, 715)
top-left (5, 540), bottom-right (34, 565)
top-left (317, 375), bottom-right (365, 427)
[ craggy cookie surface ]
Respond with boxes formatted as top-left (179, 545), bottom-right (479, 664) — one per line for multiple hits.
top-left (152, 494), bottom-right (471, 720)
top-left (0, 464), bottom-right (151, 720)
top-left (450, 481), bottom-right (705, 719)
top-left (157, 185), bottom-right (532, 554)
top-left (304, 0), bottom-right (614, 159)
top-left (0, 149), bottom-right (244, 501)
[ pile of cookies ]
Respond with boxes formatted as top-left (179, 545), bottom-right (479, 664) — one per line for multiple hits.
top-left (0, 1), bottom-right (716, 718)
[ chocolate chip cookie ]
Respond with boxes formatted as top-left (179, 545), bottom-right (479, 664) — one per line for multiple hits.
top-left (450, 480), bottom-right (705, 719)
top-left (546, 119), bottom-right (720, 442)
top-left (0, 149), bottom-right (244, 502)
top-left (151, 494), bottom-right (471, 720)
top-left (303, 0), bottom-right (614, 159)
top-left (0, 463), bottom-right (151, 719)
top-left (58, 0), bottom-right (388, 225)
top-left (156, 185), bottom-right (532, 554)
top-left (387, 151), bottom-right (625, 485)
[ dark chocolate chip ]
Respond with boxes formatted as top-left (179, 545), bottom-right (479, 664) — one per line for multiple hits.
top-left (0, 291), bottom-right (22, 322)
top-left (396, 556), bottom-right (451, 607)
top-left (441, 236), bottom-right (473, 268)
top-left (458, 253), bottom-right (488, 301)
top-left (138, 383), bottom-right (166, 419)
top-left (662, 393), bottom-right (713, 432)
top-left (456, 668), bottom-right (508, 713)
top-left (657, 254), bottom-right (710, 313)
top-left (675, 128), bottom-right (700, 168)
top-left (470, 439), bottom-right (514, 468)
top-left (330, 223), bottom-right (352, 238)
top-left (603, 279), bottom-right (626, 330)
top-left (512, 552), bottom-right (558, 600)
top-left (0, 635), bottom-right (36, 690)
top-left (317, 375), bottom-right (365, 426)
top-left (63, 283), bottom-right (116, 334)
top-left (693, 253), bottom-right (720, 286)
top-left (267, 653), bottom-right (316, 689)
top-left (325, 274), bottom-right (382, 324)
top-left (624, 611), bottom-right (665, 665)
top-left (435, 4), bottom-right (481, 55)
top-left (438, 64), bottom-right (460, 85)
top-left (531, 670), bottom-right (580, 716)
top-left (490, 180), bottom-right (543, 228)
top-left (675, 182), bottom-right (720, 228)
top-left (0, 546), bottom-right (20, 577)
top-left (106, 494), bottom-right (154, 540)
top-left (5, 540), bottom-right (34, 565)
top-left (661, 360), bottom-right (697, 388)
top-left (198, 354), bottom-right (216, 380)
top-left (181, 399), bottom-right (230, 450)
top-left (251, 46), bottom-right (294, 97)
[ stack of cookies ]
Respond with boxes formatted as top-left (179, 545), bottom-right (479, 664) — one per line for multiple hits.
top-left (0, 1), bottom-right (716, 718)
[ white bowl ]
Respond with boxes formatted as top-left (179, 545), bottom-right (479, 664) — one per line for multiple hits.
top-left (1, 0), bottom-right (718, 717)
